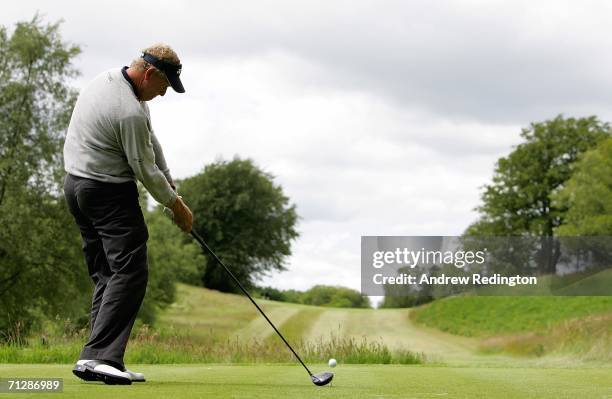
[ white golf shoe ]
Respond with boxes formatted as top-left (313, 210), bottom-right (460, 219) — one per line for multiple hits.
top-left (125, 369), bottom-right (146, 382)
top-left (72, 359), bottom-right (132, 385)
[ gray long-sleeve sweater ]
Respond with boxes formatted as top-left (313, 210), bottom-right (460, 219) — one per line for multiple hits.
top-left (63, 68), bottom-right (177, 207)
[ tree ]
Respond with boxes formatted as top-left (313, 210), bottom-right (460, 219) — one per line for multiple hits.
top-left (554, 137), bottom-right (612, 236)
top-left (0, 16), bottom-right (89, 338)
top-left (138, 204), bottom-right (206, 324)
top-left (380, 295), bottom-right (431, 308)
top-left (254, 285), bottom-right (370, 307)
top-left (465, 115), bottom-right (610, 273)
top-left (301, 285), bottom-right (371, 308)
top-left (178, 158), bottom-right (299, 292)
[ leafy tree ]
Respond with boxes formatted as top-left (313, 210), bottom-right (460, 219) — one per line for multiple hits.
top-left (255, 286), bottom-right (287, 302)
top-left (138, 204), bottom-right (206, 324)
top-left (380, 295), bottom-right (431, 308)
top-left (301, 285), bottom-right (371, 308)
top-left (554, 137), bottom-right (612, 236)
top-left (465, 115), bottom-right (610, 273)
top-left (280, 289), bottom-right (304, 304)
top-left (264, 287), bottom-right (304, 304)
top-left (255, 285), bottom-right (370, 308)
top-left (0, 16), bottom-right (88, 338)
top-left (178, 158), bottom-right (299, 292)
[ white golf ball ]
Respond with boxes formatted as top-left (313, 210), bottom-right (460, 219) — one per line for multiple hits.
top-left (328, 358), bottom-right (337, 368)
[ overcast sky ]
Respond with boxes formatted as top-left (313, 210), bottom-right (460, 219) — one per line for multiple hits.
top-left (4, 1), bottom-right (612, 301)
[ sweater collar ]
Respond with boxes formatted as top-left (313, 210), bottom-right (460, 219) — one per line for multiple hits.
top-left (121, 66), bottom-right (138, 97)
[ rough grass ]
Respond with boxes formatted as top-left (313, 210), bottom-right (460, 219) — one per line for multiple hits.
top-left (479, 313), bottom-right (612, 361)
top-left (410, 296), bottom-right (612, 337)
top-left (0, 326), bottom-right (425, 365)
top-left (125, 325), bottom-right (425, 364)
top-left (410, 295), bottom-right (612, 360)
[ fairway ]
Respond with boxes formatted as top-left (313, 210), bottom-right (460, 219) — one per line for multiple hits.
top-left (2, 364), bottom-right (612, 399)
top-left (158, 285), bottom-right (507, 365)
top-left (304, 307), bottom-right (479, 363)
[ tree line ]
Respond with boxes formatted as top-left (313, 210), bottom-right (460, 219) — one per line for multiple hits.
top-left (256, 285), bottom-right (371, 308)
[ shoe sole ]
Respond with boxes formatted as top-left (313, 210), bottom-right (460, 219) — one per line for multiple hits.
top-left (73, 363), bottom-right (132, 385)
top-left (72, 364), bottom-right (97, 382)
top-left (96, 371), bottom-right (132, 385)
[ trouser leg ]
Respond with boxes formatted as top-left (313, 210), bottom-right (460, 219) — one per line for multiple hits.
top-left (64, 174), bottom-right (148, 369)
top-left (81, 230), bottom-right (115, 334)
top-left (64, 176), bottom-right (112, 333)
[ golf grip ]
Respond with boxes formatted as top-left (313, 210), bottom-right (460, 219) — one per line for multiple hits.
top-left (189, 230), bottom-right (314, 377)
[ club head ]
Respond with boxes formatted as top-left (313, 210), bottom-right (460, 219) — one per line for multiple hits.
top-left (311, 371), bottom-right (333, 386)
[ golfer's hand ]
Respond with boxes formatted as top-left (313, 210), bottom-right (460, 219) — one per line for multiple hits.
top-left (170, 196), bottom-right (193, 233)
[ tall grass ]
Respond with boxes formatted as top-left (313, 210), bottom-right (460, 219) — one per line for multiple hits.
top-left (479, 314), bottom-right (612, 361)
top-left (127, 326), bottom-right (426, 364)
top-left (0, 324), bottom-right (426, 365)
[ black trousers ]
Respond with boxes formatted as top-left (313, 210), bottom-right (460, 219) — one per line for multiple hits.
top-left (64, 174), bottom-right (148, 369)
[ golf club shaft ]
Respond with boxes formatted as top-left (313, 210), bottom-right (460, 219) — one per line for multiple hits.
top-left (190, 230), bottom-right (314, 376)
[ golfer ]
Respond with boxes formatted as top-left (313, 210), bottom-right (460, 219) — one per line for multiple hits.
top-left (63, 44), bottom-right (192, 385)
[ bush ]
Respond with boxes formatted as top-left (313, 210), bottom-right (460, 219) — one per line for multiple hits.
top-left (302, 285), bottom-right (370, 308)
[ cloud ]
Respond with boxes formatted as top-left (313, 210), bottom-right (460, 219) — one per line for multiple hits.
top-left (6, 0), bottom-right (612, 123)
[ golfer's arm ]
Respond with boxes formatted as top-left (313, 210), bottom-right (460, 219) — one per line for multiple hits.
top-left (150, 130), bottom-right (175, 189)
top-left (119, 115), bottom-right (178, 207)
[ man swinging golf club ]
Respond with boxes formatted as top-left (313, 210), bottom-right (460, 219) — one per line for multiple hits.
top-left (63, 43), bottom-right (193, 385)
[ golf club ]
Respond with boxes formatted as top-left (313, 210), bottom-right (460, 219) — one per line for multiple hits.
top-left (186, 226), bottom-right (333, 387)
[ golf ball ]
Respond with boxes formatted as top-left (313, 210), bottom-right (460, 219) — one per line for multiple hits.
top-left (328, 358), bottom-right (337, 368)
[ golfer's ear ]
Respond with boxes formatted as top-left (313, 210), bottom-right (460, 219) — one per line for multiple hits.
top-left (144, 67), bottom-right (156, 81)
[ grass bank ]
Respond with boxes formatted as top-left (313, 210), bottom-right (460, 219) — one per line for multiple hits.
top-left (410, 296), bottom-right (612, 337)
top-left (411, 295), bottom-right (612, 360)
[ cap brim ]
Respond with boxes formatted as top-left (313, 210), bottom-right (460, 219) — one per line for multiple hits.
top-left (167, 73), bottom-right (185, 93)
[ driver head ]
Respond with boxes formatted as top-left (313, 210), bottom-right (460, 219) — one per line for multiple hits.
top-left (311, 371), bottom-right (333, 386)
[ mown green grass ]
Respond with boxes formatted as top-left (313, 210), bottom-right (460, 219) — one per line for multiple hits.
top-left (265, 308), bottom-right (323, 343)
top-left (2, 363), bottom-right (611, 399)
top-left (158, 283), bottom-right (266, 339)
top-left (411, 296), bottom-right (612, 337)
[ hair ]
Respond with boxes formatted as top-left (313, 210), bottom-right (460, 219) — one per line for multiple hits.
top-left (130, 43), bottom-right (181, 78)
